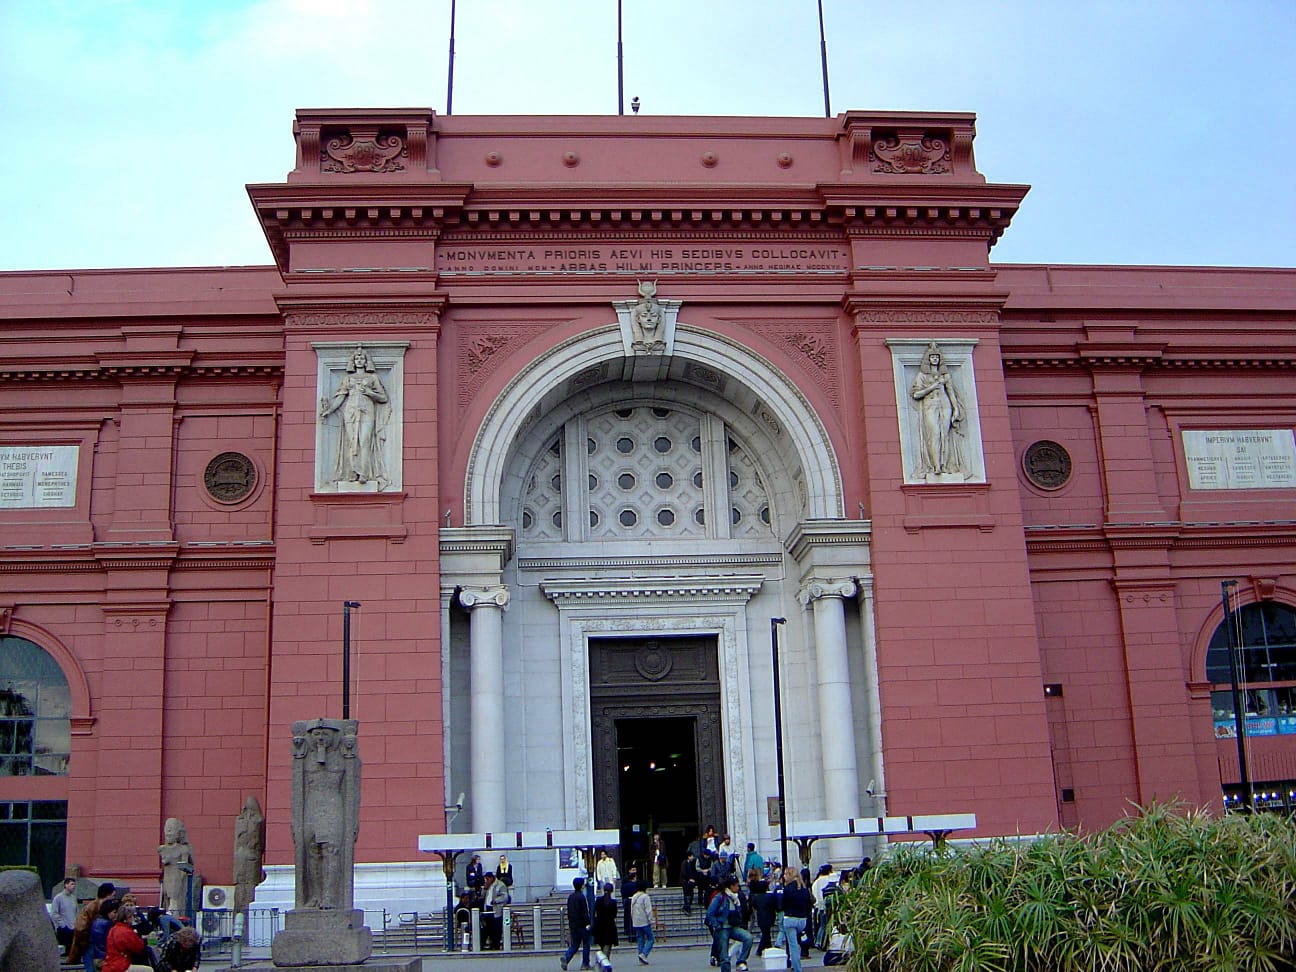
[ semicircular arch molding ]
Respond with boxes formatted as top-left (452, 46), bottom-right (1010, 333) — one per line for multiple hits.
top-left (1189, 585), bottom-right (1296, 685)
top-left (6, 620), bottom-right (93, 725)
top-left (465, 323), bottom-right (844, 525)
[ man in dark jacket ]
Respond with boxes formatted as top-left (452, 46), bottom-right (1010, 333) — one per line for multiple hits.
top-left (680, 852), bottom-right (699, 914)
top-left (561, 877), bottom-right (593, 971)
top-left (621, 867), bottom-right (639, 940)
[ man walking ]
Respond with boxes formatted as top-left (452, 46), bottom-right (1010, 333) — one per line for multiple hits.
top-left (630, 885), bottom-right (655, 965)
top-left (561, 876), bottom-right (593, 971)
top-left (705, 875), bottom-right (753, 972)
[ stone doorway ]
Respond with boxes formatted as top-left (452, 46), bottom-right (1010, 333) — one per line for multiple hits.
top-left (589, 635), bottom-right (727, 879)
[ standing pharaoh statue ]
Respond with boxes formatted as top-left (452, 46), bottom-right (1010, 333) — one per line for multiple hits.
top-left (319, 346), bottom-right (391, 488)
top-left (158, 817), bottom-right (194, 914)
top-left (292, 720), bottom-right (360, 911)
top-left (909, 342), bottom-right (967, 478)
top-left (271, 718), bottom-right (372, 967)
top-left (232, 796), bottom-right (265, 914)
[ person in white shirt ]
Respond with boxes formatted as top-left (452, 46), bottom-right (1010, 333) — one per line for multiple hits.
top-left (595, 850), bottom-right (620, 888)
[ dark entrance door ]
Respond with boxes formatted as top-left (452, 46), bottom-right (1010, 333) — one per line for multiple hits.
top-left (589, 635), bottom-right (726, 882)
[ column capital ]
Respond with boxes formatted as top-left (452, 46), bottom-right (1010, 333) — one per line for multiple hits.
top-left (459, 586), bottom-right (510, 610)
top-left (798, 579), bottom-right (857, 606)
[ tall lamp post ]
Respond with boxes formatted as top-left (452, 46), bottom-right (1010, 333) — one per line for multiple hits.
top-left (771, 617), bottom-right (789, 870)
top-left (342, 601), bottom-right (361, 719)
top-left (1221, 580), bottom-right (1254, 811)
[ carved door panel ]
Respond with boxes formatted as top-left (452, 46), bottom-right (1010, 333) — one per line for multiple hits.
top-left (588, 636), bottom-right (727, 860)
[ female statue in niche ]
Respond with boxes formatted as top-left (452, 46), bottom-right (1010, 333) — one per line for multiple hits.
top-left (319, 346), bottom-right (391, 488)
top-left (909, 342), bottom-right (967, 478)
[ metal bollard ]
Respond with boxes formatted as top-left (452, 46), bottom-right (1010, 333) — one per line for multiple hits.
top-left (502, 907), bottom-right (512, 953)
top-left (533, 906), bottom-right (542, 952)
top-left (470, 907), bottom-right (480, 952)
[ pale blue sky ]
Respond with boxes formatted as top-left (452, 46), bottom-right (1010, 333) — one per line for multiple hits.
top-left (1, 0), bottom-right (1292, 271)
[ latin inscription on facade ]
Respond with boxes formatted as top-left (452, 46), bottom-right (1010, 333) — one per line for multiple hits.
top-left (0, 446), bottom-right (78, 508)
top-left (1182, 429), bottom-right (1296, 490)
top-left (436, 244), bottom-right (849, 275)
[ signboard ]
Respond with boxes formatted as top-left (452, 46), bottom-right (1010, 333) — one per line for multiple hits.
top-left (1182, 429), bottom-right (1296, 490)
top-left (0, 446), bottom-right (78, 508)
top-left (436, 242), bottom-right (850, 275)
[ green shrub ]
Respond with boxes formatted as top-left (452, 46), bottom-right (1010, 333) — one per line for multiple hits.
top-left (841, 803), bottom-right (1296, 972)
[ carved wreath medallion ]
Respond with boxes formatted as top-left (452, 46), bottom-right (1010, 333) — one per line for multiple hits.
top-left (1023, 440), bottom-right (1072, 490)
top-left (204, 452), bottom-right (257, 503)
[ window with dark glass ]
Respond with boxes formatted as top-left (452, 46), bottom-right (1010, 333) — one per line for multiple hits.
top-left (1206, 603), bottom-right (1296, 724)
top-left (0, 638), bottom-right (71, 777)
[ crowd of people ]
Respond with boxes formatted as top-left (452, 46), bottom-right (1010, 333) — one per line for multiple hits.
top-left (51, 878), bottom-right (202, 972)
top-left (558, 828), bottom-right (866, 972)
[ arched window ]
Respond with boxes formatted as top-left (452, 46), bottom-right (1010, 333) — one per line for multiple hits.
top-left (1206, 602), bottom-right (1296, 732)
top-left (0, 636), bottom-right (71, 776)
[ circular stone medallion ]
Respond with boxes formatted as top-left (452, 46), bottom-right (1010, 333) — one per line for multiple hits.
top-left (1023, 440), bottom-right (1073, 490)
top-left (204, 452), bottom-right (257, 503)
top-left (634, 642), bottom-right (674, 682)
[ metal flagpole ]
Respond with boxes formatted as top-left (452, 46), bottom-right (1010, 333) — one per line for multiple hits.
top-left (446, 0), bottom-right (457, 115)
top-left (617, 0), bottom-right (625, 115)
top-left (818, 0), bottom-right (832, 117)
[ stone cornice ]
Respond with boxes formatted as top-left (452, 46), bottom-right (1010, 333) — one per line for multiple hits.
top-left (0, 351), bottom-right (282, 383)
top-left (1023, 520), bottom-right (1296, 554)
top-left (518, 552), bottom-right (781, 572)
top-left (541, 574), bottom-right (764, 605)
top-left (439, 526), bottom-right (514, 565)
top-left (1005, 352), bottom-right (1296, 371)
top-left (785, 518), bottom-right (872, 563)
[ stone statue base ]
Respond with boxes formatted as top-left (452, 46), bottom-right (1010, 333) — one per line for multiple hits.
top-left (269, 908), bottom-right (373, 967)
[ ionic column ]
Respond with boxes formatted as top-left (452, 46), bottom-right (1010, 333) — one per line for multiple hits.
top-left (459, 586), bottom-right (510, 835)
top-left (800, 580), bottom-right (861, 824)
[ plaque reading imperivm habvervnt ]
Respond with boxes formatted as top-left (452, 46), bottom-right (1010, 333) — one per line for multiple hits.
top-left (1182, 429), bottom-right (1296, 490)
top-left (0, 446), bottom-right (78, 509)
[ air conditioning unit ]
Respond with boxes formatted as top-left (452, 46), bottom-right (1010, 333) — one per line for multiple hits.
top-left (201, 885), bottom-right (235, 910)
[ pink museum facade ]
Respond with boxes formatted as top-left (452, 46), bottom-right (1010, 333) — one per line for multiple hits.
top-left (2, 108), bottom-right (1294, 906)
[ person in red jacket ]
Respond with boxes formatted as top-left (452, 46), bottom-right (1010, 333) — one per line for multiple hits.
top-left (102, 902), bottom-right (151, 972)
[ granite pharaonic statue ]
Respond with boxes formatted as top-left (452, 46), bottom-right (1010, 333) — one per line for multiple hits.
top-left (232, 795), bottom-right (265, 914)
top-left (291, 719), bottom-right (361, 910)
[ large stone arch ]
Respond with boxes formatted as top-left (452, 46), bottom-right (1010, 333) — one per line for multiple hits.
top-left (464, 322), bottom-right (845, 525)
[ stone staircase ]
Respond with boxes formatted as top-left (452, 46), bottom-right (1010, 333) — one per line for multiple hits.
top-left (372, 886), bottom-right (713, 953)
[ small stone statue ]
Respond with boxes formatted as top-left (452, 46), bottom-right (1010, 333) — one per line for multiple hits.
top-left (319, 346), bottom-right (392, 489)
top-left (232, 796), bottom-right (265, 914)
top-left (631, 280), bottom-right (665, 351)
top-left (910, 342), bottom-right (967, 478)
top-left (158, 817), bottom-right (194, 914)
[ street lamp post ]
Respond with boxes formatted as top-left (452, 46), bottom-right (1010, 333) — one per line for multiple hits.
top-left (771, 617), bottom-right (789, 870)
top-left (1220, 580), bottom-right (1254, 811)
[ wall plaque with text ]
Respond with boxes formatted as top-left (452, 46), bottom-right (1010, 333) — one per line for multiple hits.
top-left (1182, 429), bottom-right (1296, 490)
top-left (0, 445), bottom-right (79, 508)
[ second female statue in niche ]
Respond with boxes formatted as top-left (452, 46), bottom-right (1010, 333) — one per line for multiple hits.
top-left (319, 346), bottom-right (391, 489)
top-left (910, 342), bottom-right (967, 478)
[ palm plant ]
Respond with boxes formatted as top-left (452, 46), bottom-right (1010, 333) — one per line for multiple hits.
top-left (841, 803), bottom-right (1296, 972)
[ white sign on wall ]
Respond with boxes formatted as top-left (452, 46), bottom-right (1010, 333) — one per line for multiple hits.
top-left (1182, 429), bottom-right (1296, 490)
top-left (0, 446), bottom-right (79, 508)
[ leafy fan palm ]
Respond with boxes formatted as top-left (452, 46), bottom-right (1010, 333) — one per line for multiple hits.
top-left (841, 803), bottom-right (1296, 972)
